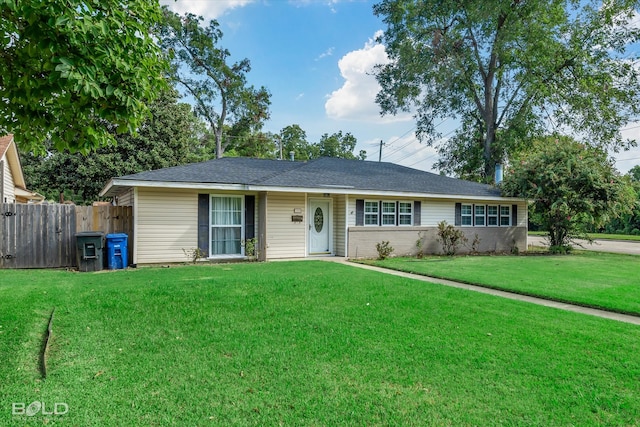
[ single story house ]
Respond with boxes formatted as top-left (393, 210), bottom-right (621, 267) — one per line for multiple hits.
top-left (99, 157), bottom-right (527, 264)
top-left (0, 134), bottom-right (44, 204)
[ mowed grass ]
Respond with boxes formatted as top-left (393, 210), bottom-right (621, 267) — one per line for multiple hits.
top-left (1, 261), bottom-right (640, 426)
top-left (529, 231), bottom-right (640, 241)
top-left (367, 251), bottom-right (640, 315)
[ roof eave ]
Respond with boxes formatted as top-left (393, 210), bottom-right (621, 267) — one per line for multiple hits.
top-left (99, 179), bottom-right (523, 202)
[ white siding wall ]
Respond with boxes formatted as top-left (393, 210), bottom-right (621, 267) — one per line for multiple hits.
top-left (333, 195), bottom-right (346, 256)
top-left (1, 158), bottom-right (16, 203)
top-left (136, 188), bottom-right (198, 264)
top-left (265, 192), bottom-right (306, 259)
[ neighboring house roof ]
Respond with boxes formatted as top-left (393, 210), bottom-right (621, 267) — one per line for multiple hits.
top-left (101, 157), bottom-right (512, 200)
top-left (0, 134), bottom-right (26, 189)
top-left (1, 134), bottom-right (44, 203)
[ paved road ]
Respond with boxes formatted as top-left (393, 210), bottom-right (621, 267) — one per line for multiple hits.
top-left (528, 235), bottom-right (640, 255)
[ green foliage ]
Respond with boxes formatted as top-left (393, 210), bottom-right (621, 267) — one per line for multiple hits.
top-left (415, 231), bottom-right (426, 258)
top-left (243, 238), bottom-right (258, 259)
top-left (436, 221), bottom-right (468, 256)
top-left (374, 0), bottom-right (640, 181)
top-left (375, 241), bottom-right (394, 260)
top-left (279, 125), bottom-right (314, 160)
top-left (158, 9), bottom-right (271, 159)
top-left (0, 0), bottom-right (167, 154)
top-left (501, 136), bottom-right (636, 249)
top-left (182, 247), bottom-right (207, 264)
top-left (316, 131), bottom-right (366, 160)
top-left (20, 88), bottom-right (208, 204)
top-left (599, 167), bottom-right (640, 235)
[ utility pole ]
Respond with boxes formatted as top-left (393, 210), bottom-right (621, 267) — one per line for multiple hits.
top-left (378, 140), bottom-right (383, 162)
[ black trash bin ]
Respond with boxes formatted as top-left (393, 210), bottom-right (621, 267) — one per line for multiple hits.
top-left (76, 232), bottom-right (104, 272)
top-left (105, 233), bottom-right (128, 270)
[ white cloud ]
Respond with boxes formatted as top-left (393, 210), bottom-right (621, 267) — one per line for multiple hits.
top-left (315, 47), bottom-right (335, 61)
top-left (160, 0), bottom-right (254, 20)
top-left (325, 31), bottom-right (412, 123)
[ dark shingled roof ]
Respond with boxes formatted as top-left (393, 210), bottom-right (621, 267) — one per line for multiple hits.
top-left (114, 157), bottom-right (501, 198)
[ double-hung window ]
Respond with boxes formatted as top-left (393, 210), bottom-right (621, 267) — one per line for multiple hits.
top-left (398, 202), bottom-right (413, 225)
top-left (500, 205), bottom-right (511, 226)
top-left (210, 195), bottom-right (244, 256)
top-left (364, 201), bottom-right (379, 225)
top-left (382, 202), bottom-right (396, 225)
top-left (461, 204), bottom-right (473, 226)
top-left (487, 205), bottom-right (498, 226)
top-left (474, 205), bottom-right (486, 226)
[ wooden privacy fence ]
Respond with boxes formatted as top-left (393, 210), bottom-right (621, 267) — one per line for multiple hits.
top-left (0, 203), bottom-right (133, 269)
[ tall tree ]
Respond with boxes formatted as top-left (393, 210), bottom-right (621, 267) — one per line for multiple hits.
top-left (501, 136), bottom-right (635, 250)
top-left (374, 0), bottom-right (640, 182)
top-left (158, 9), bottom-right (271, 159)
top-left (279, 125), bottom-right (314, 161)
top-left (21, 88), bottom-right (207, 204)
top-left (315, 131), bottom-right (366, 160)
top-left (0, 0), bottom-right (167, 153)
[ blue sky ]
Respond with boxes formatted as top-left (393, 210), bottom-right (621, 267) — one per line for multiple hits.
top-left (160, 0), bottom-right (640, 175)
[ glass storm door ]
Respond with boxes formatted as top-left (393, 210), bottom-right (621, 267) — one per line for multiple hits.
top-left (309, 200), bottom-right (330, 254)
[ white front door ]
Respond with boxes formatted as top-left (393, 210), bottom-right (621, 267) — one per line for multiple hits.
top-left (309, 200), bottom-right (331, 254)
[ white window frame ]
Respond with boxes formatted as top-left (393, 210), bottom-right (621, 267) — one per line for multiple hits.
top-left (381, 201), bottom-right (396, 225)
top-left (500, 205), bottom-right (511, 226)
top-left (474, 205), bottom-right (486, 226)
top-left (398, 201), bottom-right (413, 226)
top-left (210, 195), bottom-right (244, 258)
top-left (364, 200), bottom-right (379, 226)
top-left (461, 204), bottom-right (473, 226)
top-left (487, 205), bottom-right (499, 227)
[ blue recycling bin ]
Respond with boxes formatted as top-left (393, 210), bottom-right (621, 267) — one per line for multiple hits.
top-left (105, 233), bottom-right (128, 270)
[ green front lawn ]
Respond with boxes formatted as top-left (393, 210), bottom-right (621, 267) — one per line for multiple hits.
top-left (366, 251), bottom-right (640, 315)
top-left (2, 262), bottom-right (640, 426)
top-left (529, 230), bottom-right (640, 241)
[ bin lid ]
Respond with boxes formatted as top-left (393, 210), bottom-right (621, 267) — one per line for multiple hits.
top-left (106, 233), bottom-right (128, 239)
top-left (76, 231), bottom-right (104, 237)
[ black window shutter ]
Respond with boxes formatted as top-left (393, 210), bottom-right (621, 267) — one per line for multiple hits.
top-left (512, 204), bottom-right (518, 226)
top-left (378, 201), bottom-right (382, 226)
top-left (355, 199), bottom-right (364, 226)
top-left (414, 201), bottom-right (421, 226)
top-left (197, 194), bottom-right (210, 255)
top-left (245, 195), bottom-right (255, 240)
top-left (455, 203), bottom-right (462, 226)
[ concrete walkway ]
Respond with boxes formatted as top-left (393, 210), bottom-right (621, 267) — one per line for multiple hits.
top-left (326, 258), bottom-right (640, 326)
top-left (528, 235), bottom-right (640, 255)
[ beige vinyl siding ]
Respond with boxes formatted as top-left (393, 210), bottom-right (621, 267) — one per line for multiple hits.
top-left (423, 200), bottom-right (454, 225)
top-left (265, 192), bottom-right (306, 259)
top-left (136, 188), bottom-right (198, 264)
top-left (117, 188), bottom-right (135, 207)
top-left (333, 194), bottom-right (346, 256)
top-left (2, 157), bottom-right (15, 203)
top-left (515, 201), bottom-right (527, 227)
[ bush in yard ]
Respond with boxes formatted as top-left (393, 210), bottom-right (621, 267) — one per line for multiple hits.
top-left (415, 231), bottom-right (426, 258)
top-left (501, 136), bottom-right (636, 250)
top-left (376, 241), bottom-right (394, 260)
top-left (436, 221), bottom-right (467, 256)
